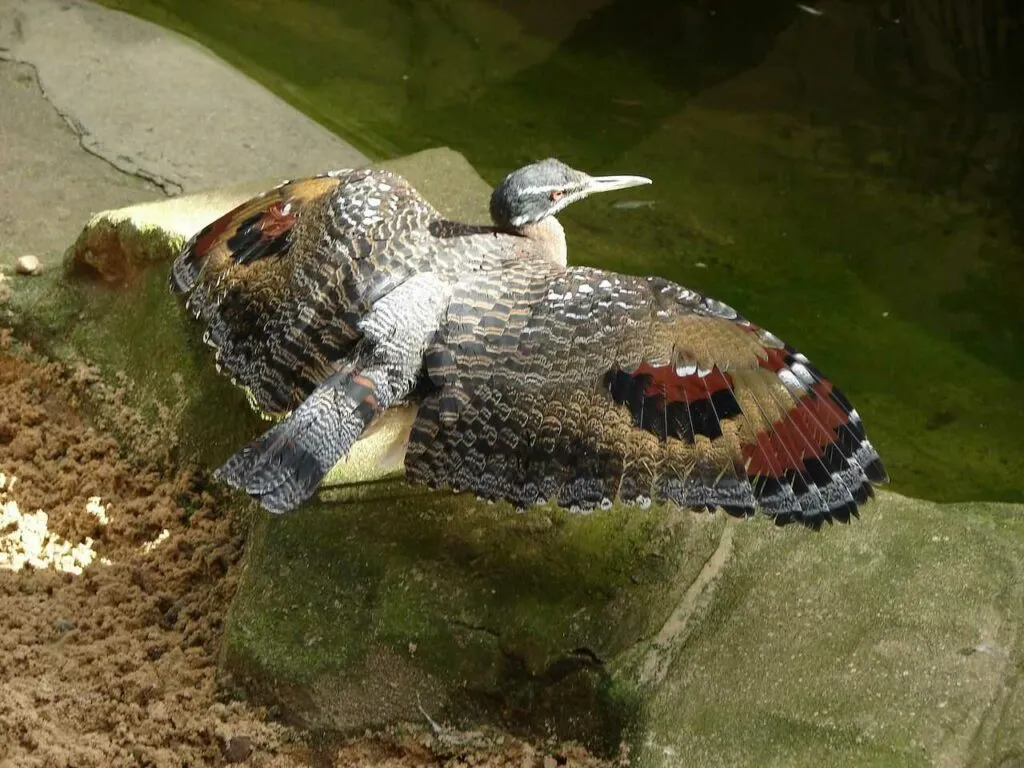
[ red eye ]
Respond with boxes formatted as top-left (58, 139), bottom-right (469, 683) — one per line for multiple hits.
top-left (550, 190), bottom-right (563, 201)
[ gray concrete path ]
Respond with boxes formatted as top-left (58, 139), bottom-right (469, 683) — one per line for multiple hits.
top-left (0, 0), bottom-right (367, 259)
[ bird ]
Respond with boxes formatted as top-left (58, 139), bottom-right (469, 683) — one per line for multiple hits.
top-left (169, 158), bottom-right (886, 524)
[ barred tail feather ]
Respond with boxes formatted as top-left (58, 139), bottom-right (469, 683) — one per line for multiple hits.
top-left (215, 368), bottom-right (382, 513)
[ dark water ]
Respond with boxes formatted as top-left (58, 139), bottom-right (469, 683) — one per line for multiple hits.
top-left (105, 0), bottom-right (1024, 503)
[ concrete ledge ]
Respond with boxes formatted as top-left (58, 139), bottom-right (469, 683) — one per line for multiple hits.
top-left (0, 0), bottom-right (368, 195)
top-left (67, 180), bottom-right (281, 284)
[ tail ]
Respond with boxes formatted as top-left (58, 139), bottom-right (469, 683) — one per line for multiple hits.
top-left (215, 367), bottom-right (382, 513)
top-left (213, 269), bottom-right (451, 513)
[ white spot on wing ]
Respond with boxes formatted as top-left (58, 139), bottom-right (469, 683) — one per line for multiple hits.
top-left (702, 297), bottom-right (738, 319)
top-left (790, 362), bottom-right (816, 386)
top-left (777, 369), bottom-right (804, 390)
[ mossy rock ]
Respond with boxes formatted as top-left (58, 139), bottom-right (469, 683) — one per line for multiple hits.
top-left (630, 493), bottom-right (1024, 767)
top-left (4, 228), bottom-right (262, 467)
top-left (223, 483), bottom-right (725, 755)
top-left (224, 486), bottom-right (1024, 765)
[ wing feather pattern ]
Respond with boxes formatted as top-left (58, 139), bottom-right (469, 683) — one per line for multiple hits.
top-left (407, 262), bottom-right (886, 524)
top-left (169, 169), bottom-right (437, 416)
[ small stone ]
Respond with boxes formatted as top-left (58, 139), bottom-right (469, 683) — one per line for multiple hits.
top-left (222, 735), bottom-right (253, 763)
top-left (15, 255), bottom-right (42, 275)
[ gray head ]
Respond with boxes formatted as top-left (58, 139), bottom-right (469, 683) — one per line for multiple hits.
top-left (489, 158), bottom-right (652, 230)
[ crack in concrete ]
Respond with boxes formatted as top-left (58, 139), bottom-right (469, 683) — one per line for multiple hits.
top-left (0, 52), bottom-right (180, 197)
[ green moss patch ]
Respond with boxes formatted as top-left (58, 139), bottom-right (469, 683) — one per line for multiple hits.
top-left (222, 482), bottom-right (724, 753)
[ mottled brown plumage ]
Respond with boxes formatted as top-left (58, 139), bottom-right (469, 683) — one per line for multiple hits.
top-left (170, 159), bottom-right (885, 520)
top-left (172, 169), bottom-right (486, 416)
top-left (408, 262), bottom-right (885, 519)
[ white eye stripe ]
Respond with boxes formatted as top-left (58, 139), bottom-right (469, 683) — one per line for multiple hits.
top-left (518, 184), bottom-right (566, 195)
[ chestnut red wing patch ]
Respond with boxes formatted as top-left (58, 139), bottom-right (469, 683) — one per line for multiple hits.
top-left (603, 333), bottom-right (884, 523)
top-left (186, 195), bottom-right (299, 267)
top-left (184, 174), bottom-right (342, 271)
top-left (739, 340), bottom-right (887, 521)
top-left (603, 361), bottom-right (742, 442)
top-left (753, 344), bottom-right (867, 463)
top-left (224, 201), bottom-right (299, 266)
top-left (191, 210), bottom-right (237, 262)
top-left (181, 198), bottom-right (298, 270)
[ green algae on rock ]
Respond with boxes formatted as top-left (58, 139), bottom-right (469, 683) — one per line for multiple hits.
top-left (630, 493), bottom-right (1024, 767)
top-left (221, 480), bottom-right (727, 756)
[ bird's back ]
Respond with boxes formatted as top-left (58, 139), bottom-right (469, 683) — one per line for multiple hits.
top-left (170, 168), bottom-right (446, 416)
top-left (170, 167), bottom-right (542, 418)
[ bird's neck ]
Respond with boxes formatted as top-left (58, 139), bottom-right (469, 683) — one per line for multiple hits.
top-left (513, 217), bottom-right (567, 268)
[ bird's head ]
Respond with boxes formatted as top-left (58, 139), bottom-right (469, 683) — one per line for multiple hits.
top-left (489, 158), bottom-right (652, 231)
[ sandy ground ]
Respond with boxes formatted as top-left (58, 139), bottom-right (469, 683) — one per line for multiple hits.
top-left (0, 336), bottom-right (615, 767)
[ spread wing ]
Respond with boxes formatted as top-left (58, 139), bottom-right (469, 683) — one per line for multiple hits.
top-left (170, 169), bottom-right (439, 416)
top-left (406, 262), bottom-right (886, 524)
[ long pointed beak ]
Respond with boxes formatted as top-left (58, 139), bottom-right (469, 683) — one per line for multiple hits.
top-left (587, 174), bottom-right (653, 194)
